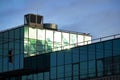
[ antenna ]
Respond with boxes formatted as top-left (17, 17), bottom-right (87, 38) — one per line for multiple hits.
top-left (37, 8), bottom-right (38, 15)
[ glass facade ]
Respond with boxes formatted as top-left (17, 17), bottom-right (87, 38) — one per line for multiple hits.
top-left (0, 27), bottom-right (24, 73)
top-left (22, 38), bottom-right (120, 80)
top-left (24, 26), bottom-right (91, 57)
top-left (0, 25), bottom-right (120, 80)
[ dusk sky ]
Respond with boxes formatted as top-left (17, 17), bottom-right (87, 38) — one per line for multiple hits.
top-left (0, 0), bottom-right (120, 38)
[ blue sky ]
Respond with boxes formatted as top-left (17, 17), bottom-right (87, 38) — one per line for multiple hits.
top-left (0, 0), bottom-right (120, 38)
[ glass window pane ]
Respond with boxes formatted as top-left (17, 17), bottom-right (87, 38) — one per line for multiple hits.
top-left (57, 51), bottom-right (64, 66)
top-left (29, 27), bottom-right (37, 39)
top-left (37, 29), bottom-right (45, 53)
top-left (44, 72), bottom-right (49, 80)
top-left (3, 31), bottom-right (9, 43)
top-left (88, 44), bottom-right (95, 60)
top-left (72, 48), bottom-right (79, 63)
top-left (80, 46), bottom-right (87, 61)
top-left (27, 74), bottom-right (33, 80)
top-left (3, 57), bottom-right (8, 72)
top-left (28, 38), bottom-right (36, 56)
top-left (96, 42), bottom-right (103, 59)
top-left (24, 26), bottom-right (28, 38)
top-left (113, 39), bottom-right (120, 56)
top-left (104, 41), bottom-right (112, 57)
top-left (65, 50), bottom-right (72, 64)
top-left (57, 66), bottom-right (64, 78)
top-left (70, 34), bottom-right (77, 48)
top-left (73, 64), bottom-right (79, 76)
top-left (15, 28), bottom-right (20, 39)
top-left (50, 67), bottom-right (56, 79)
top-left (104, 57), bottom-right (112, 75)
top-left (46, 30), bottom-right (53, 52)
top-left (78, 35), bottom-right (84, 45)
top-left (62, 32), bottom-right (69, 49)
top-left (88, 60), bottom-right (96, 77)
top-left (54, 31), bottom-right (61, 51)
top-left (50, 53), bottom-right (56, 67)
top-left (20, 27), bottom-right (24, 39)
top-left (0, 58), bottom-right (2, 72)
top-left (38, 73), bottom-right (43, 80)
top-left (113, 56), bottom-right (120, 74)
top-left (84, 36), bottom-right (91, 45)
top-left (65, 65), bottom-right (72, 77)
top-left (38, 29), bottom-right (45, 41)
top-left (80, 62), bottom-right (87, 78)
top-left (97, 59), bottom-right (104, 77)
top-left (14, 55), bottom-right (20, 69)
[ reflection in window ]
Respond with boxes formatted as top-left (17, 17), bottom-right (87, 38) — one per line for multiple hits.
top-left (24, 27), bottom-right (28, 38)
top-left (62, 32), bottom-right (69, 49)
top-left (46, 30), bottom-right (53, 52)
top-left (78, 35), bottom-right (84, 45)
top-left (84, 36), bottom-right (91, 45)
top-left (70, 34), bottom-right (77, 48)
top-left (38, 29), bottom-right (45, 41)
top-left (54, 31), bottom-right (61, 51)
top-left (37, 29), bottom-right (45, 53)
top-left (29, 27), bottom-right (36, 39)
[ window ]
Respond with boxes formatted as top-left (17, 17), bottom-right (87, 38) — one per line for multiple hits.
top-left (65, 50), bottom-right (71, 64)
top-left (50, 53), bottom-right (56, 67)
top-left (96, 42), bottom-right (103, 59)
top-left (72, 48), bottom-right (79, 63)
top-left (30, 15), bottom-right (36, 23)
top-left (104, 41), bottom-right (112, 57)
top-left (80, 62), bottom-right (87, 79)
top-left (57, 51), bottom-right (64, 66)
top-left (88, 60), bottom-right (96, 77)
top-left (88, 44), bottom-right (95, 60)
top-left (113, 39), bottom-right (120, 56)
top-left (80, 46), bottom-right (87, 61)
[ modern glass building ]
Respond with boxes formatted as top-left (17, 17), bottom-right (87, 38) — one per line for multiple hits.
top-left (0, 14), bottom-right (120, 80)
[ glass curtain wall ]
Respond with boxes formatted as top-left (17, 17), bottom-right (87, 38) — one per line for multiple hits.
top-left (18, 38), bottom-right (120, 80)
top-left (24, 26), bottom-right (91, 57)
top-left (3, 38), bottom-right (120, 80)
top-left (0, 27), bottom-right (24, 73)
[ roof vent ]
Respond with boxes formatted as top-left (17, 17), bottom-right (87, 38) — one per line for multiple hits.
top-left (43, 23), bottom-right (58, 30)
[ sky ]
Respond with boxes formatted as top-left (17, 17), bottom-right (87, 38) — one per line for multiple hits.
top-left (0, 0), bottom-right (120, 39)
